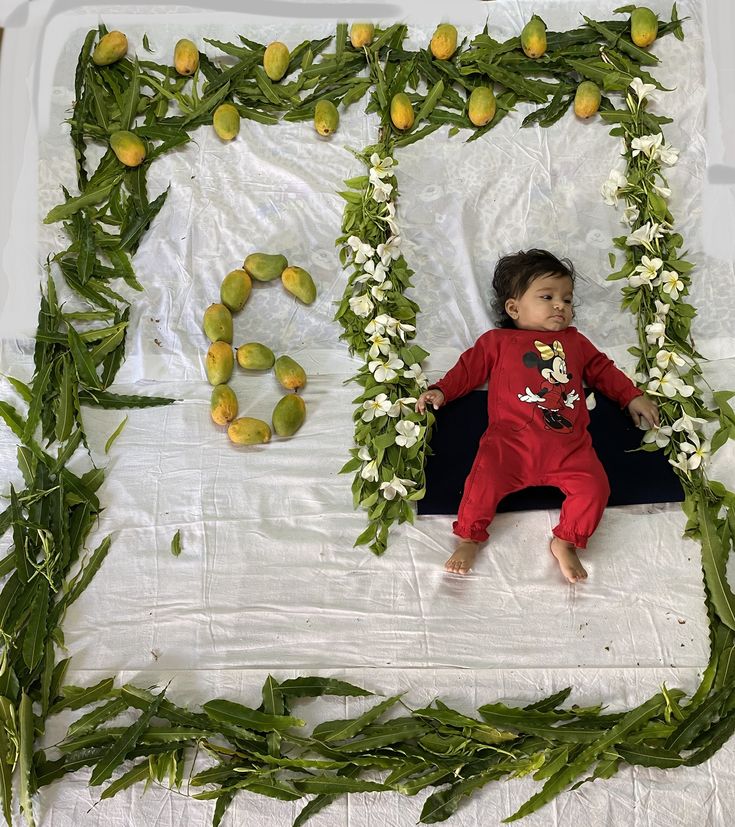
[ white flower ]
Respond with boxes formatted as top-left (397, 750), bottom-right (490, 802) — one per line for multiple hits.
top-left (380, 201), bottom-right (400, 236)
top-left (377, 236), bottom-right (402, 265)
top-left (655, 349), bottom-right (687, 372)
top-left (368, 332), bottom-right (391, 358)
top-left (347, 235), bottom-right (374, 264)
top-left (631, 133), bottom-right (663, 158)
top-left (371, 175), bottom-right (393, 203)
top-left (671, 413), bottom-right (708, 434)
top-left (601, 169), bottom-right (628, 205)
top-left (370, 153), bottom-right (395, 179)
top-left (388, 397), bottom-right (418, 417)
top-left (626, 222), bottom-right (655, 248)
top-left (395, 419), bottom-right (421, 448)
top-left (622, 205), bottom-right (640, 226)
top-left (653, 299), bottom-right (670, 319)
top-left (379, 474), bottom-right (416, 500)
top-left (349, 293), bottom-right (374, 318)
top-left (362, 259), bottom-right (387, 283)
top-left (365, 317), bottom-right (386, 336)
top-left (645, 320), bottom-right (666, 346)
top-left (369, 354), bottom-right (404, 383)
top-left (659, 269), bottom-right (684, 300)
top-left (370, 277), bottom-right (393, 302)
top-left (669, 450), bottom-right (693, 475)
top-left (403, 362), bottom-right (428, 389)
top-left (358, 446), bottom-right (379, 481)
top-left (680, 432), bottom-right (711, 470)
top-left (630, 77), bottom-right (657, 102)
top-left (628, 255), bottom-right (662, 289)
top-left (647, 367), bottom-right (694, 398)
top-left (655, 142), bottom-right (679, 166)
top-left (653, 182), bottom-right (671, 198)
top-left (361, 392), bottom-right (393, 422)
top-left (643, 423), bottom-right (673, 448)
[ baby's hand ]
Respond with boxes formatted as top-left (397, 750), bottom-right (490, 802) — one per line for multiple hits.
top-left (416, 389), bottom-right (445, 413)
top-left (628, 394), bottom-right (660, 428)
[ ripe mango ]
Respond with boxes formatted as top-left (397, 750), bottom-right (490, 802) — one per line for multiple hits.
top-left (236, 342), bottom-right (275, 371)
top-left (468, 86), bottom-right (496, 127)
top-left (281, 266), bottom-right (317, 305)
top-left (274, 355), bottom-right (306, 390)
top-left (314, 99), bottom-right (339, 137)
top-left (206, 341), bottom-right (234, 385)
top-left (228, 417), bottom-right (272, 445)
top-left (521, 16), bottom-right (547, 59)
top-left (110, 131), bottom-right (146, 167)
top-left (263, 41), bottom-right (290, 81)
top-left (631, 7), bottom-right (658, 48)
top-left (92, 31), bottom-right (128, 66)
top-left (213, 103), bottom-right (240, 141)
top-left (272, 393), bottom-right (306, 437)
top-left (203, 303), bottom-right (233, 343)
top-left (220, 269), bottom-right (252, 313)
top-left (430, 24), bottom-right (458, 61)
top-left (390, 92), bottom-right (415, 131)
top-left (574, 81), bottom-right (601, 118)
top-left (174, 38), bottom-right (199, 75)
top-left (211, 384), bottom-right (238, 425)
top-left (350, 23), bottom-right (375, 48)
top-left (244, 252), bottom-right (288, 283)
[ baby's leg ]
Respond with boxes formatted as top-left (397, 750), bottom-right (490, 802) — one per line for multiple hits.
top-left (549, 537), bottom-right (587, 583)
top-left (445, 539), bottom-right (481, 574)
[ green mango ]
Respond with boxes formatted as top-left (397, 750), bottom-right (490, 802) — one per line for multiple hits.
top-left (521, 15), bottom-right (547, 58)
top-left (220, 269), bottom-right (252, 313)
top-left (263, 41), bottom-right (290, 81)
top-left (206, 341), bottom-right (234, 386)
top-left (203, 303), bottom-right (233, 343)
top-left (468, 86), bottom-right (496, 127)
top-left (244, 253), bottom-right (288, 282)
top-left (274, 355), bottom-right (306, 390)
top-left (228, 417), bottom-right (272, 445)
top-left (281, 265), bottom-right (316, 304)
top-left (236, 342), bottom-right (275, 370)
top-left (272, 393), bottom-right (306, 437)
top-left (350, 23), bottom-right (375, 48)
top-left (213, 103), bottom-right (240, 141)
top-left (314, 100), bottom-right (339, 137)
top-left (92, 31), bottom-right (128, 66)
top-left (210, 384), bottom-right (238, 425)
top-left (574, 81), bottom-right (601, 118)
top-left (631, 7), bottom-right (658, 48)
top-left (430, 24), bottom-right (458, 60)
top-left (110, 131), bottom-right (146, 167)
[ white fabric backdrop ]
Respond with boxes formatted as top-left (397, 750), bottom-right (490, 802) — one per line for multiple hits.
top-left (1, 1), bottom-right (735, 825)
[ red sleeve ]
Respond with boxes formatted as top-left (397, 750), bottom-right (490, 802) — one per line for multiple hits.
top-left (577, 332), bottom-right (642, 409)
top-left (431, 331), bottom-right (497, 404)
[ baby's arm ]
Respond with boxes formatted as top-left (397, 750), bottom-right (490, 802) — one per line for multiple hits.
top-left (627, 394), bottom-right (660, 428)
top-left (416, 388), bottom-right (445, 413)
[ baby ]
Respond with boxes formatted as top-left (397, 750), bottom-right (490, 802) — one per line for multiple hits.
top-left (416, 249), bottom-right (659, 584)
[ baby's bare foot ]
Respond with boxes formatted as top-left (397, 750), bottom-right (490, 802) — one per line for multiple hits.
top-left (550, 537), bottom-right (588, 584)
top-left (445, 541), bottom-right (479, 574)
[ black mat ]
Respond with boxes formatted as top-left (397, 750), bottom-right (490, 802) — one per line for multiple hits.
top-left (418, 391), bottom-right (684, 515)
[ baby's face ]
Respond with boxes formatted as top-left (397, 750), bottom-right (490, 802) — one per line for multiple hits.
top-left (505, 273), bottom-right (574, 332)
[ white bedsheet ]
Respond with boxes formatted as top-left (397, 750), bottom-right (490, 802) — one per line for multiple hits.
top-left (2, 1), bottom-right (735, 825)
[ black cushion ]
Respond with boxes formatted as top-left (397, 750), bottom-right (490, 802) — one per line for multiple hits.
top-left (418, 390), bottom-right (684, 515)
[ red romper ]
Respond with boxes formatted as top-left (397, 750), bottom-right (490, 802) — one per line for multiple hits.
top-left (432, 327), bottom-right (642, 548)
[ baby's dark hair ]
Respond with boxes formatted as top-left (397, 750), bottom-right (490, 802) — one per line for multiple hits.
top-left (492, 249), bottom-right (575, 328)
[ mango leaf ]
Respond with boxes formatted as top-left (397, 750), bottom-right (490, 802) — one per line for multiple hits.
top-left (313, 694), bottom-right (403, 743)
top-left (697, 493), bottom-right (735, 631)
top-left (99, 759), bottom-right (150, 800)
top-left (170, 529), bottom-right (182, 557)
top-left (49, 677), bottom-right (116, 715)
top-left (277, 677), bottom-right (373, 698)
top-left (293, 776), bottom-right (388, 795)
top-left (104, 416), bottom-right (128, 454)
top-left (202, 699), bottom-right (305, 732)
top-left (22, 578), bottom-right (50, 671)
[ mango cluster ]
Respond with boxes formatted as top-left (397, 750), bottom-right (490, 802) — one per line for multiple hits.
top-left (203, 253), bottom-right (314, 445)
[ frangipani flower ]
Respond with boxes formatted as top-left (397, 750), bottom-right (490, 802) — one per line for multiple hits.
top-left (643, 423), bottom-right (673, 448)
top-left (403, 362), bottom-right (428, 388)
top-left (656, 142), bottom-right (679, 166)
top-left (377, 236), bottom-right (402, 265)
top-left (362, 259), bottom-right (387, 283)
top-left (361, 393), bottom-right (393, 422)
top-left (370, 153), bottom-right (395, 179)
top-left (669, 451), bottom-right (693, 475)
top-left (347, 235), bottom-right (374, 264)
top-left (658, 269), bottom-right (684, 300)
top-left (630, 77), bottom-right (657, 102)
top-left (671, 413), bottom-right (708, 434)
top-left (601, 169), bottom-right (628, 205)
top-left (368, 331), bottom-right (391, 358)
top-left (395, 419), bottom-right (421, 448)
top-left (381, 201), bottom-right (400, 236)
top-left (369, 354), bottom-right (404, 382)
top-left (655, 348), bottom-right (687, 372)
top-left (628, 255), bottom-right (662, 289)
top-left (645, 320), bottom-right (666, 346)
top-left (371, 175), bottom-right (393, 203)
top-left (653, 299), bottom-right (670, 319)
top-left (622, 205), bottom-right (640, 226)
top-left (679, 432), bottom-right (711, 469)
top-left (647, 367), bottom-right (694, 398)
top-left (379, 474), bottom-right (416, 500)
top-left (389, 397), bottom-right (418, 417)
top-left (626, 223), bottom-right (655, 248)
top-left (358, 446), bottom-right (379, 481)
top-left (653, 182), bottom-right (671, 198)
top-left (349, 293), bottom-right (374, 318)
top-left (631, 133), bottom-right (663, 158)
top-left (370, 273), bottom-right (393, 302)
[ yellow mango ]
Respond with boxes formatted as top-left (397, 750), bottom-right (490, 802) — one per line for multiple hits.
top-left (274, 355), bottom-right (306, 390)
top-left (468, 86), bottom-right (496, 127)
top-left (521, 16), bottom-right (547, 59)
top-left (314, 99), bottom-right (339, 137)
top-left (206, 341), bottom-right (234, 386)
top-left (210, 384), bottom-right (238, 425)
top-left (390, 92), bottom-right (415, 131)
top-left (573, 81), bottom-right (601, 118)
top-left (631, 7), bottom-right (658, 48)
top-left (281, 266), bottom-right (317, 305)
top-left (110, 131), bottom-right (146, 167)
top-left (244, 252), bottom-right (288, 282)
top-left (350, 23), bottom-right (375, 49)
top-left (430, 24), bottom-right (458, 61)
top-left (220, 269), bottom-right (252, 313)
top-left (263, 41), bottom-right (290, 81)
top-left (213, 103), bottom-right (240, 141)
top-left (236, 342), bottom-right (275, 371)
top-left (174, 38), bottom-right (199, 75)
top-left (92, 31), bottom-right (128, 66)
top-left (203, 303), bottom-right (233, 343)
top-left (228, 417), bottom-right (272, 445)
top-left (272, 393), bottom-right (306, 437)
